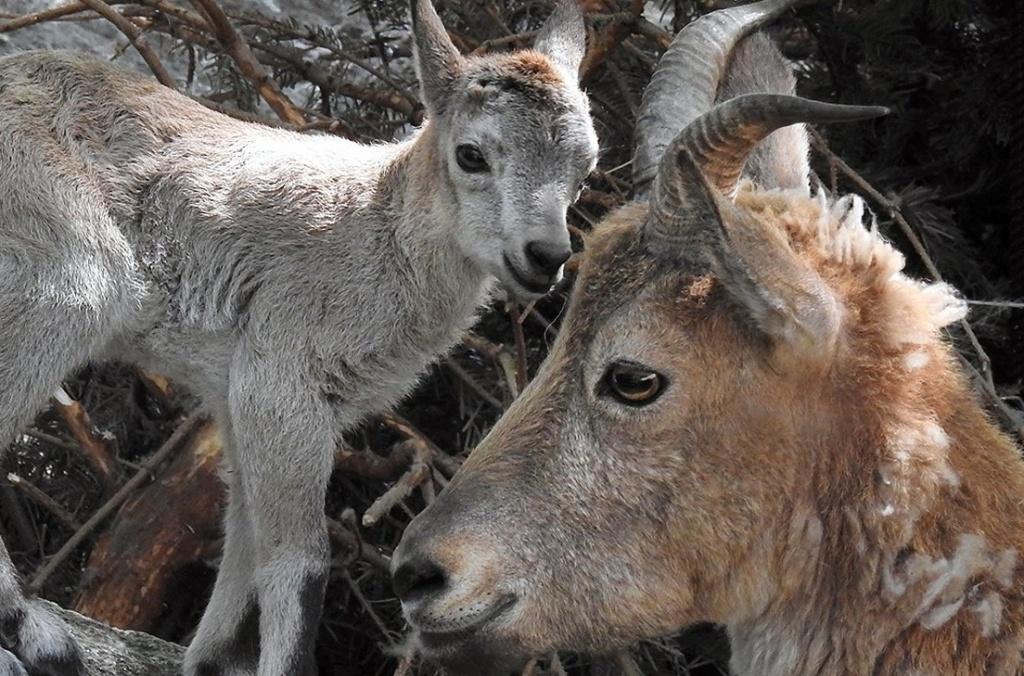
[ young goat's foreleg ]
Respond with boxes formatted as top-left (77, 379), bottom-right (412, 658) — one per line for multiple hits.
top-left (183, 433), bottom-right (260, 676)
top-left (246, 477), bottom-right (330, 676)
top-left (189, 353), bottom-right (333, 676)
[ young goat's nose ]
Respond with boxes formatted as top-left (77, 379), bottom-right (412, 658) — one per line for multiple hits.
top-left (524, 240), bottom-right (571, 278)
top-left (392, 554), bottom-right (449, 606)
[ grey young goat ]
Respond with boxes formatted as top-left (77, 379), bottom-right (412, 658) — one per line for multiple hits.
top-left (0, 0), bottom-right (598, 673)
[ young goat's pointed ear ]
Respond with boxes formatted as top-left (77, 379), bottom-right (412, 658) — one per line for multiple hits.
top-left (533, 0), bottom-right (587, 81)
top-left (410, 0), bottom-right (463, 116)
top-left (710, 202), bottom-right (842, 364)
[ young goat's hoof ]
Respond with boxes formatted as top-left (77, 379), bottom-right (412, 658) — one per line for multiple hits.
top-left (7, 602), bottom-right (84, 676)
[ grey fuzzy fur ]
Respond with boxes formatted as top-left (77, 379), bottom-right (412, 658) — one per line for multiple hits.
top-left (0, 1), bottom-right (596, 673)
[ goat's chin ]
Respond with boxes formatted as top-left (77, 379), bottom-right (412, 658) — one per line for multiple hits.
top-left (415, 630), bottom-right (530, 676)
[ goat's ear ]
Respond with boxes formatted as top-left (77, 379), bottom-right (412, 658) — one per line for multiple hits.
top-left (533, 0), bottom-right (587, 81)
top-left (410, 0), bottom-right (463, 116)
top-left (710, 202), bottom-right (841, 363)
top-left (718, 33), bottom-right (811, 194)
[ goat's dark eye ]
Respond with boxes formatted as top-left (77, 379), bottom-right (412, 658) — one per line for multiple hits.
top-left (455, 144), bottom-right (489, 173)
top-left (602, 362), bottom-right (666, 406)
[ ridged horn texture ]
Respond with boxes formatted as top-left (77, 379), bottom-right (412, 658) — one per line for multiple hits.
top-left (632, 0), bottom-right (802, 198)
top-left (678, 94), bottom-right (889, 195)
top-left (645, 93), bottom-right (889, 262)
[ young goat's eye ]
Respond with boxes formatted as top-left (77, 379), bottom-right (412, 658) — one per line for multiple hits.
top-left (455, 144), bottom-right (489, 173)
top-left (600, 361), bottom-right (666, 407)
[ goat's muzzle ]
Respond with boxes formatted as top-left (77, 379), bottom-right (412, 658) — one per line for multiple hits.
top-left (392, 519), bottom-right (524, 674)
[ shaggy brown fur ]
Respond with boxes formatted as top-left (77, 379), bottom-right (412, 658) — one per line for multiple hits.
top-left (395, 185), bottom-right (1024, 675)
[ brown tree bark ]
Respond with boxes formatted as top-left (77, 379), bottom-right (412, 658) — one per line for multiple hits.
top-left (73, 421), bottom-right (225, 631)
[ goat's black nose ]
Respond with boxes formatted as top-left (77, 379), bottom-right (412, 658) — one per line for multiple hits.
top-left (393, 554), bottom-right (448, 605)
top-left (524, 240), bottom-right (571, 278)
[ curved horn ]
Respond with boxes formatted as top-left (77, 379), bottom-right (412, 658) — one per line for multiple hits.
top-left (680, 94), bottom-right (888, 195)
top-left (645, 94), bottom-right (889, 260)
top-left (632, 0), bottom-right (803, 198)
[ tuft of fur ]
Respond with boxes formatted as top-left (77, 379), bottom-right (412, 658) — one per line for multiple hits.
top-left (735, 185), bottom-right (967, 351)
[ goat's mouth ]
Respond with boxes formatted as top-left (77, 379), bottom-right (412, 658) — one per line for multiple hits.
top-left (501, 254), bottom-right (555, 299)
top-left (411, 594), bottom-right (519, 666)
top-left (412, 593), bottom-right (516, 643)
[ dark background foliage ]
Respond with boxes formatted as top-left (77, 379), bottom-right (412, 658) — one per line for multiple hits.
top-left (0, 0), bottom-right (1019, 674)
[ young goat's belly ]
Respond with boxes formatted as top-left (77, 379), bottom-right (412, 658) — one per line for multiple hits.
top-left (103, 311), bottom-right (237, 410)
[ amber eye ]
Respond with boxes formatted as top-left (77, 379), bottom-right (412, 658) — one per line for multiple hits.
top-left (602, 361), bottom-right (666, 407)
top-left (455, 144), bottom-right (489, 173)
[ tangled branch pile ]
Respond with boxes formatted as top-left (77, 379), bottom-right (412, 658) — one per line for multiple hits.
top-left (0, 1), bottom-right (1018, 674)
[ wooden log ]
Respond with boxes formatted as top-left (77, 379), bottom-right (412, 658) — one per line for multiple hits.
top-left (73, 420), bottom-right (224, 631)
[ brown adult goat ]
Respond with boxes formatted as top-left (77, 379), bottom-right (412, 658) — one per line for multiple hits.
top-left (392, 1), bottom-right (1024, 674)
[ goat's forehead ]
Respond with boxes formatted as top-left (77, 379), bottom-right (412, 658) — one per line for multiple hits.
top-left (563, 218), bottom-right (662, 339)
top-left (457, 53), bottom-right (588, 120)
top-left (466, 51), bottom-right (569, 91)
top-left (568, 213), bottom-right (736, 348)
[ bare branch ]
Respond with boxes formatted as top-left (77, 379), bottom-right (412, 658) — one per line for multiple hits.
top-left (28, 411), bottom-right (206, 593)
top-left (508, 302), bottom-right (530, 395)
top-left (187, 0), bottom-right (306, 125)
top-left (335, 442), bottom-right (415, 481)
top-left (326, 517), bottom-right (391, 571)
top-left (379, 411), bottom-right (462, 477)
top-left (0, 0), bottom-right (125, 33)
top-left (445, 358), bottom-right (505, 411)
top-left (6, 473), bottom-right (82, 531)
top-left (580, 6), bottom-right (647, 83)
top-left (362, 446), bottom-right (431, 527)
top-left (52, 390), bottom-right (119, 493)
top-left (76, 0), bottom-right (176, 87)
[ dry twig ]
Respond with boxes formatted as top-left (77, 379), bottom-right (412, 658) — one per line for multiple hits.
top-left (52, 389), bottom-right (119, 494)
top-left (580, 6), bottom-right (646, 82)
top-left (0, 0), bottom-right (127, 33)
top-left (74, 0), bottom-right (176, 87)
top-left (445, 358), bottom-right (504, 411)
top-left (616, 651), bottom-right (644, 676)
top-left (326, 517), bottom-right (390, 571)
top-left (379, 411), bottom-right (461, 477)
top-left (6, 473), bottom-right (82, 531)
top-left (508, 302), bottom-right (530, 395)
top-left (362, 446), bottom-right (431, 527)
top-left (28, 411), bottom-right (205, 593)
top-left (335, 442), bottom-right (415, 481)
top-left (393, 645), bottom-right (416, 676)
top-left (187, 0), bottom-right (305, 125)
